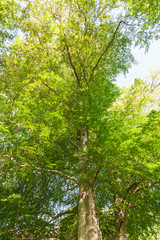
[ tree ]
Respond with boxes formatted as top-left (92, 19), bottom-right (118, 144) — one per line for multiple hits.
top-left (95, 72), bottom-right (160, 239)
top-left (55, 72), bottom-right (160, 240)
top-left (0, 0), bottom-right (160, 239)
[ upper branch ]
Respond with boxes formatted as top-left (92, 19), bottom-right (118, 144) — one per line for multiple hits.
top-left (88, 20), bottom-right (128, 83)
top-left (82, 62), bottom-right (89, 84)
top-left (65, 41), bottom-right (81, 85)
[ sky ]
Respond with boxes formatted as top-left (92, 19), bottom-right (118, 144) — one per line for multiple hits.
top-left (116, 39), bottom-right (160, 88)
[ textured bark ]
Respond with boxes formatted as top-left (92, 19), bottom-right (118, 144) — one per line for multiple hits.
top-left (78, 181), bottom-right (102, 240)
top-left (77, 126), bottom-right (102, 240)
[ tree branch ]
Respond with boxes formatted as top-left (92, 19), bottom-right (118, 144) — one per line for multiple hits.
top-left (37, 210), bottom-right (55, 222)
top-left (127, 180), bottom-right (142, 195)
top-left (64, 40), bottom-right (81, 85)
top-left (103, 227), bottom-right (115, 240)
top-left (133, 181), bottom-right (159, 194)
top-left (41, 81), bottom-right (58, 94)
top-left (61, 135), bottom-right (79, 148)
top-left (36, 206), bottom-right (78, 223)
top-left (88, 20), bottom-right (128, 83)
top-left (17, 164), bottom-right (79, 184)
top-left (93, 166), bottom-right (101, 187)
top-left (39, 81), bottom-right (72, 121)
top-left (49, 6), bottom-right (61, 24)
top-left (82, 62), bottom-right (89, 84)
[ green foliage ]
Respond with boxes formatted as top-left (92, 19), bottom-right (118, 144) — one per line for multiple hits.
top-left (59, 212), bottom-right (78, 240)
top-left (127, 0), bottom-right (160, 47)
top-left (95, 74), bottom-right (160, 239)
top-left (0, 0), bottom-right (160, 239)
top-left (0, 0), bottom-right (21, 46)
top-left (0, 168), bottom-right (78, 239)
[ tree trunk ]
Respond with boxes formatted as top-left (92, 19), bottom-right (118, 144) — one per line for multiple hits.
top-left (78, 181), bottom-right (102, 240)
top-left (77, 126), bottom-right (102, 240)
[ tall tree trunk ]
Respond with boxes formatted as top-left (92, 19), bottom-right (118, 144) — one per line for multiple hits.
top-left (78, 181), bottom-right (102, 240)
top-left (77, 126), bottom-right (102, 240)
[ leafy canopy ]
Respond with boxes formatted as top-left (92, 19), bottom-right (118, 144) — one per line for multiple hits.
top-left (0, 0), bottom-right (160, 239)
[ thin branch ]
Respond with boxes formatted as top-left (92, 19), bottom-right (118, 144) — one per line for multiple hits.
top-left (38, 206), bottom-right (78, 223)
top-left (41, 81), bottom-right (58, 94)
top-left (88, 20), bottom-right (129, 83)
top-left (17, 164), bottom-right (78, 184)
top-left (150, 70), bottom-right (160, 92)
top-left (76, 2), bottom-right (88, 36)
top-left (48, 6), bottom-right (61, 24)
top-left (103, 227), bottom-right (115, 240)
top-left (127, 180), bottom-right (142, 195)
top-left (93, 166), bottom-right (101, 187)
top-left (63, 114), bottom-right (71, 121)
top-left (64, 40), bottom-right (81, 85)
top-left (134, 181), bottom-right (159, 194)
top-left (39, 81), bottom-right (72, 121)
top-left (149, 83), bottom-right (160, 94)
top-left (38, 210), bottom-right (55, 222)
top-left (61, 135), bottom-right (79, 148)
top-left (128, 203), bottom-right (138, 208)
top-left (82, 62), bottom-right (89, 84)
top-left (36, 31), bottom-right (51, 59)
top-left (54, 205), bottom-right (78, 218)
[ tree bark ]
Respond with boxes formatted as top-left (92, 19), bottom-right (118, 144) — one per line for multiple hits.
top-left (77, 126), bottom-right (102, 240)
top-left (78, 181), bottom-right (102, 240)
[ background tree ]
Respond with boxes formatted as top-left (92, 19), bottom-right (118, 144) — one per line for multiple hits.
top-left (96, 71), bottom-right (160, 239)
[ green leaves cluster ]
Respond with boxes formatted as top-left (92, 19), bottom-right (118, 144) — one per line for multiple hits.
top-left (0, 0), bottom-right (21, 48)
